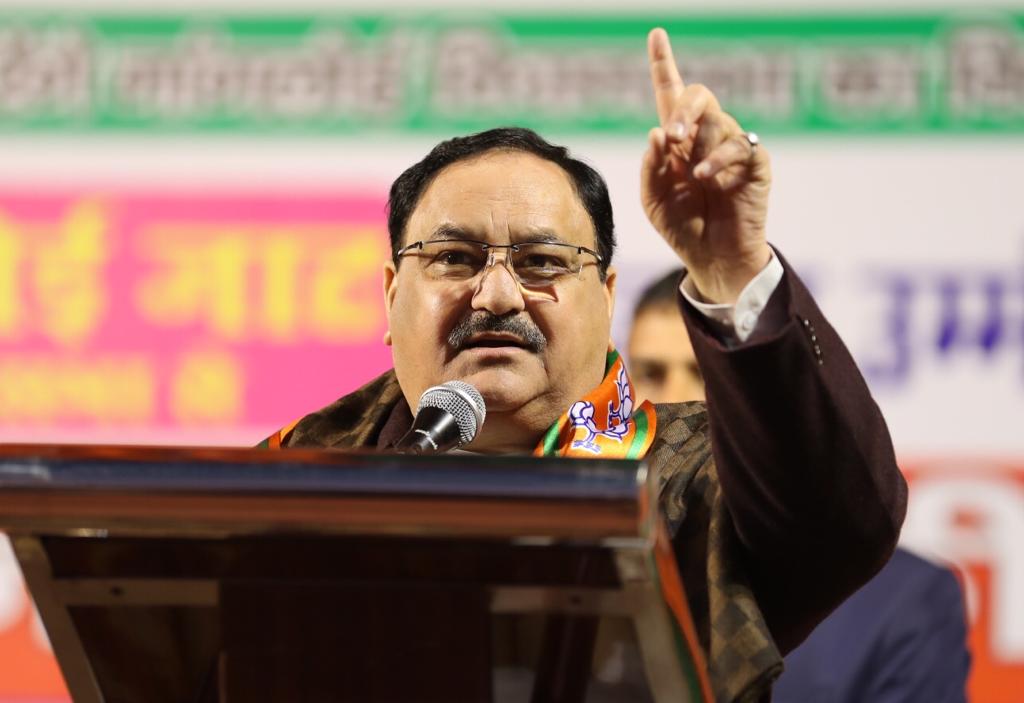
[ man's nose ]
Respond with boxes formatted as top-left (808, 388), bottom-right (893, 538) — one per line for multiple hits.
top-left (471, 252), bottom-right (526, 315)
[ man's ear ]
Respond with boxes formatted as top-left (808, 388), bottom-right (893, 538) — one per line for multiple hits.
top-left (382, 259), bottom-right (398, 346)
top-left (602, 265), bottom-right (617, 322)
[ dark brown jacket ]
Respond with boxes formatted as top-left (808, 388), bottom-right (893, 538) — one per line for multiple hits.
top-left (281, 260), bottom-right (907, 702)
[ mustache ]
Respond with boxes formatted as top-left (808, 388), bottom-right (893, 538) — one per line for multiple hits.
top-left (446, 312), bottom-right (548, 353)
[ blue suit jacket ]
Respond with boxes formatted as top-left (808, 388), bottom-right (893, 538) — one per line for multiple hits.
top-left (773, 547), bottom-right (970, 702)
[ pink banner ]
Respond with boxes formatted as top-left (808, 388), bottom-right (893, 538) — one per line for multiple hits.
top-left (0, 190), bottom-right (394, 445)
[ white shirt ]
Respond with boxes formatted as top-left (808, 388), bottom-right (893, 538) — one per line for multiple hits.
top-left (679, 249), bottom-right (785, 344)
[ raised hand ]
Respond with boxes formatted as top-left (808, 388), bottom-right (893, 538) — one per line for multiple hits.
top-left (641, 27), bottom-right (773, 304)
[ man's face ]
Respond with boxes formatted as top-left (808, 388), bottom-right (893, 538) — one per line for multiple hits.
top-left (628, 304), bottom-right (705, 404)
top-left (383, 150), bottom-right (616, 452)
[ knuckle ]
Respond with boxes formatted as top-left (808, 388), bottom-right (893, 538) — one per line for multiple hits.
top-left (689, 83), bottom-right (723, 112)
top-left (687, 83), bottom-right (709, 97)
top-left (696, 120), bottom-right (726, 146)
top-left (705, 112), bottom-right (730, 131)
top-left (655, 75), bottom-right (680, 90)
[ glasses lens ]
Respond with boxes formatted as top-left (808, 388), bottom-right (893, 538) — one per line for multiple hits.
top-left (511, 243), bottom-right (581, 285)
top-left (412, 240), bottom-right (587, 285)
top-left (420, 241), bottom-right (488, 280)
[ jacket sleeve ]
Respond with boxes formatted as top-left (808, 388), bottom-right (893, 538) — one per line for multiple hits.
top-left (679, 248), bottom-right (908, 653)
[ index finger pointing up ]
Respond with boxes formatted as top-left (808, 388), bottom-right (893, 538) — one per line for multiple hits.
top-left (648, 28), bottom-right (685, 125)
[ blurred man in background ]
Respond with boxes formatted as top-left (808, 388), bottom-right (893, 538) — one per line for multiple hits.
top-left (628, 268), bottom-right (972, 702)
top-left (628, 269), bottom-right (705, 405)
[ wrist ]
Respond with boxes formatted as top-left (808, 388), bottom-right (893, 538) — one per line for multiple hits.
top-left (684, 245), bottom-right (772, 305)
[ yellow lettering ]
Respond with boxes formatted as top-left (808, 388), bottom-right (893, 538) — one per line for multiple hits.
top-left (207, 235), bottom-right (250, 338)
top-left (31, 201), bottom-right (109, 347)
top-left (257, 234), bottom-right (302, 341)
top-left (136, 229), bottom-right (249, 339)
top-left (136, 222), bottom-right (389, 343)
top-left (308, 231), bottom-right (385, 342)
top-left (0, 213), bottom-right (22, 338)
top-left (0, 356), bottom-right (155, 423)
top-left (169, 350), bottom-right (243, 424)
top-left (1, 362), bottom-right (54, 420)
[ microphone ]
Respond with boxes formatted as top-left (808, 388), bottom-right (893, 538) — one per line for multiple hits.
top-left (395, 381), bottom-right (486, 454)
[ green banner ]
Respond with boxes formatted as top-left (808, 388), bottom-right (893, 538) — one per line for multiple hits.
top-left (1, 12), bottom-right (1023, 133)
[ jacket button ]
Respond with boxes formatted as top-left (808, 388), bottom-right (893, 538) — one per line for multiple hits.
top-left (739, 311), bottom-right (757, 335)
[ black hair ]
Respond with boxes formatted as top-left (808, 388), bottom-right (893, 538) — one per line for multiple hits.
top-left (387, 127), bottom-right (615, 279)
top-left (633, 267), bottom-right (685, 319)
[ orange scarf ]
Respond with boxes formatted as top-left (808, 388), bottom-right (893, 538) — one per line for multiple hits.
top-left (534, 347), bottom-right (657, 460)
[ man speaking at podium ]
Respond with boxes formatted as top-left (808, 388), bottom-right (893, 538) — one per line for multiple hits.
top-left (263, 28), bottom-right (907, 701)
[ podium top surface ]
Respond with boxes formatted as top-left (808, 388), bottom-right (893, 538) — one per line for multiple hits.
top-left (0, 444), bottom-right (652, 541)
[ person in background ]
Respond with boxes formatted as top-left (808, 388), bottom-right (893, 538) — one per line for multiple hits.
top-left (628, 269), bottom-right (706, 405)
top-left (628, 268), bottom-right (972, 702)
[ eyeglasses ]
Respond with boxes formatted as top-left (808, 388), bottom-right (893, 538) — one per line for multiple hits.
top-left (395, 239), bottom-right (604, 287)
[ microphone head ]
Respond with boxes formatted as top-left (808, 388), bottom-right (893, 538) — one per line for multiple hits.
top-left (416, 381), bottom-right (486, 446)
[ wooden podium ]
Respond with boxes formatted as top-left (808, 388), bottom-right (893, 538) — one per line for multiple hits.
top-left (0, 444), bottom-right (707, 703)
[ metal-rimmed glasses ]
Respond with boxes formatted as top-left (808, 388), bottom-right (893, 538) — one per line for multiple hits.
top-left (395, 239), bottom-right (604, 287)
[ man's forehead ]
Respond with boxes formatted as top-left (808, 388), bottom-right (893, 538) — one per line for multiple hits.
top-left (406, 151), bottom-right (594, 245)
top-left (630, 307), bottom-right (694, 358)
top-left (424, 223), bottom-right (566, 245)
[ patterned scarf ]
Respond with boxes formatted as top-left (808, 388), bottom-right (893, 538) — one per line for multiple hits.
top-left (535, 347), bottom-right (657, 460)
